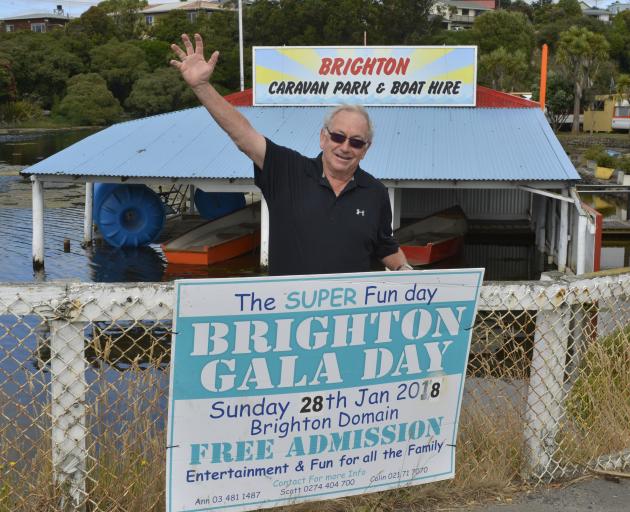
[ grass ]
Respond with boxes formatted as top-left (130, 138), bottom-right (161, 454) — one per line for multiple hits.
top-left (562, 324), bottom-right (630, 465)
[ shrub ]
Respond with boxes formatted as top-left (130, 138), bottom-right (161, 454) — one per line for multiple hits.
top-left (55, 73), bottom-right (122, 126)
top-left (583, 144), bottom-right (605, 162)
top-left (0, 100), bottom-right (43, 124)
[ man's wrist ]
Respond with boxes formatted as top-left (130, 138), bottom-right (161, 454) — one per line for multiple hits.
top-left (396, 263), bottom-right (414, 271)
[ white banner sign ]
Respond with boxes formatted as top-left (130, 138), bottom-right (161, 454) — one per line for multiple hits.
top-left (253, 46), bottom-right (477, 106)
top-left (166, 269), bottom-right (484, 511)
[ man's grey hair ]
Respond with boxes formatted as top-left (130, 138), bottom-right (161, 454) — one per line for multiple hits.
top-left (323, 104), bottom-right (374, 143)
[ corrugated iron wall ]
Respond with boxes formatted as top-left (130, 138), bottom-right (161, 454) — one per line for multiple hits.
top-left (401, 188), bottom-right (531, 220)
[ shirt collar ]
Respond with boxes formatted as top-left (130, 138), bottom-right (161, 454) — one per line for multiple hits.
top-left (315, 152), bottom-right (368, 188)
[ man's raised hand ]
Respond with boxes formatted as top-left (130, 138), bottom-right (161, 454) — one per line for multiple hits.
top-left (170, 33), bottom-right (219, 90)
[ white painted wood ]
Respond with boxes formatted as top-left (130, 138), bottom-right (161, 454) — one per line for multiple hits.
top-left (557, 189), bottom-right (569, 272)
top-left (83, 182), bottom-right (93, 245)
top-left (31, 176), bottom-right (45, 270)
top-left (523, 275), bottom-right (570, 480)
top-left (51, 320), bottom-right (87, 510)
top-left (188, 185), bottom-right (196, 214)
top-left (535, 195), bottom-right (547, 253)
top-left (387, 187), bottom-right (401, 230)
top-left (260, 197), bottom-right (269, 268)
top-left (576, 214), bottom-right (587, 275)
top-left (548, 199), bottom-right (557, 265)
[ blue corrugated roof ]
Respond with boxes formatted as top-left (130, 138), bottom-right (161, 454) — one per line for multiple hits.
top-left (25, 106), bottom-right (579, 182)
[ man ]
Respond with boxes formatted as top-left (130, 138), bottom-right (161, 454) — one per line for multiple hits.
top-left (171, 34), bottom-right (411, 275)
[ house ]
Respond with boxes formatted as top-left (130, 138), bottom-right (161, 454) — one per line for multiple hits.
top-left (432, 1), bottom-right (496, 31)
top-left (141, 0), bottom-right (234, 26)
top-left (579, 1), bottom-right (612, 22)
top-left (23, 86), bottom-right (600, 277)
top-left (0, 5), bottom-right (71, 33)
top-left (609, 2), bottom-right (630, 15)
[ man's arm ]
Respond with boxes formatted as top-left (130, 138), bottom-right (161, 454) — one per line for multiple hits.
top-left (382, 248), bottom-right (413, 271)
top-left (170, 33), bottom-right (266, 169)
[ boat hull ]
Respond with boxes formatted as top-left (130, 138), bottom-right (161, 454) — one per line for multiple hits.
top-left (401, 236), bottom-right (464, 266)
top-left (161, 205), bottom-right (260, 266)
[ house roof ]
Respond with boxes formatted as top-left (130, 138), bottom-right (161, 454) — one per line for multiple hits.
top-left (440, 0), bottom-right (496, 11)
top-left (24, 94), bottom-right (578, 183)
top-left (0, 13), bottom-right (71, 22)
top-left (142, 1), bottom-right (231, 14)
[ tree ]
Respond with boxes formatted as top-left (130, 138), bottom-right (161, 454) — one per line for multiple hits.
top-left (90, 40), bottom-right (149, 103)
top-left (471, 10), bottom-right (535, 57)
top-left (55, 73), bottom-right (123, 125)
top-left (0, 33), bottom-right (84, 108)
top-left (96, 0), bottom-right (148, 39)
top-left (556, 26), bottom-right (610, 133)
top-left (66, 6), bottom-right (118, 45)
top-left (126, 67), bottom-right (196, 115)
top-left (150, 10), bottom-right (197, 43)
top-left (0, 54), bottom-right (16, 102)
top-left (608, 11), bottom-right (630, 73)
top-left (372, 0), bottom-right (437, 44)
top-left (533, 74), bottom-right (574, 132)
top-left (479, 48), bottom-right (529, 91)
top-left (131, 40), bottom-right (172, 71)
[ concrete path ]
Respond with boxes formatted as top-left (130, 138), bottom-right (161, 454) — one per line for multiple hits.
top-left (465, 477), bottom-right (630, 512)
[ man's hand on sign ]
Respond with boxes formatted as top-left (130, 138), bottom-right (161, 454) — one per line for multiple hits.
top-left (170, 34), bottom-right (218, 91)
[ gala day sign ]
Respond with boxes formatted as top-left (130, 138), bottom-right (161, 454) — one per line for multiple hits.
top-left (253, 46), bottom-right (477, 106)
top-left (166, 269), bottom-right (484, 511)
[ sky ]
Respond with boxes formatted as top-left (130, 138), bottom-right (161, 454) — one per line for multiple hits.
top-left (0, 1), bottom-right (103, 18)
top-left (0, 0), bottom-right (623, 19)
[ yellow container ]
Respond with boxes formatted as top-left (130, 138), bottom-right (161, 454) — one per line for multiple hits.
top-left (595, 166), bottom-right (615, 180)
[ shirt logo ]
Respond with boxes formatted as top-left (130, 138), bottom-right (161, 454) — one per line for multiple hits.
top-left (356, 209), bottom-right (365, 216)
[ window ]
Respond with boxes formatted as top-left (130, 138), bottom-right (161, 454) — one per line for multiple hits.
top-left (592, 100), bottom-right (605, 112)
top-left (187, 12), bottom-right (198, 23)
top-left (31, 23), bottom-right (46, 32)
top-left (145, 15), bottom-right (154, 25)
top-left (462, 8), bottom-right (469, 15)
top-left (4, 24), bottom-right (14, 32)
top-left (615, 106), bottom-right (630, 117)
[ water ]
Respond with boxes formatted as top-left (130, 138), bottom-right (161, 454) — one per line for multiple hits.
top-left (0, 130), bottom-right (627, 283)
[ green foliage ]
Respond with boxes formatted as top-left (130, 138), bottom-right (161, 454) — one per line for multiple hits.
top-left (478, 48), bottom-right (530, 92)
top-left (150, 10), bottom-right (197, 43)
top-left (0, 54), bottom-right (16, 102)
top-left (582, 144), bottom-right (605, 162)
top-left (608, 11), bottom-right (630, 73)
top-left (55, 73), bottom-right (123, 125)
top-left (90, 40), bottom-right (149, 103)
top-left (126, 67), bottom-right (197, 116)
top-left (66, 6), bottom-right (118, 45)
top-left (0, 100), bottom-right (43, 125)
top-left (557, 26), bottom-right (610, 132)
top-left (471, 10), bottom-right (535, 56)
top-left (533, 73), bottom-right (574, 132)
top-left (97, 0), bottom-right (148, 39)
top-left (131, 40), bottom-right (172, 71)
top-left (596, 153), bottom-right (616, 168)
top-left (0, 32), bottom-right (84, 109)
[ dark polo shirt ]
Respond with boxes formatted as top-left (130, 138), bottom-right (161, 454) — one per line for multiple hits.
top-left (254, 138), bottom-right (399, 276)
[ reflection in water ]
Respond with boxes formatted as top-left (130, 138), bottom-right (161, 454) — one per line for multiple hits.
top-left (88, 244), bottom-right (166, 282)
top-left (0, 129), bottom-right (100, 167)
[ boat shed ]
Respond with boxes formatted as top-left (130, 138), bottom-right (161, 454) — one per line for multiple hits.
top-left (23, 86), bottom-right (597, 276)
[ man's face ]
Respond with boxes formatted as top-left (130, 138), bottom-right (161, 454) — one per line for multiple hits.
top-left (320, 110), bottom-right (371, 177)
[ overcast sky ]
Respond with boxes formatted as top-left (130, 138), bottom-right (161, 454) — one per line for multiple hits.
top-left (0, 0), bottom-right (622, 19)
top-left (0, 1), bottom-right (103, 18)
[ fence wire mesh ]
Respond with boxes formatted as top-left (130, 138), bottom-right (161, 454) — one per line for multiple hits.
top-left (0, 271), bottom-right (629, 511)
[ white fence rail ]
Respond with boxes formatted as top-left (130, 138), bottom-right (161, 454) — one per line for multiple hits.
top-left (1, 271), bottom-right (629, 510)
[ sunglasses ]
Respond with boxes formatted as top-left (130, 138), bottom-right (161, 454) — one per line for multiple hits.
top-left (325, 128), bottom-right (369, 149)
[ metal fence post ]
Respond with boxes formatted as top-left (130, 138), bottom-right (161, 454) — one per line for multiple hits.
top-left (523, 275), bottom-right (571, 480)
top-left (50, 318), bottom-right (87, 510)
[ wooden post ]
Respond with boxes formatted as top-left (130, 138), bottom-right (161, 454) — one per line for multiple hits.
top-left (50, 319), bottom-right (87, 510)
top-left (260, 197), bottom-right (269, 268)
top-left (523, 275), bottom-right (570, 480)
top-left (548, 199), bottom-right (557, 265)
top-left (388, 187), bottom-right (401, 230)
top-left (83, 182), bottom-right (93, 246)
top-left (188, 185), bottom-right (196, 214)
top-left (557, 190), bottom-right (569, 273)
top-left (539, 44), bottom-right (548, 112)
top-left (32, 176), bottom-right (45, 271)
top-left (535, 195), bottom-right (547, 254)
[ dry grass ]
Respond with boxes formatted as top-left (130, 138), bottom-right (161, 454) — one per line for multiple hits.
top-left (563, 326), bottom-right (630, 464)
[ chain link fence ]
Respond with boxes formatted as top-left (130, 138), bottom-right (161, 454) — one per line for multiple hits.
top-left (1, 270), bottom-right (629, 511)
